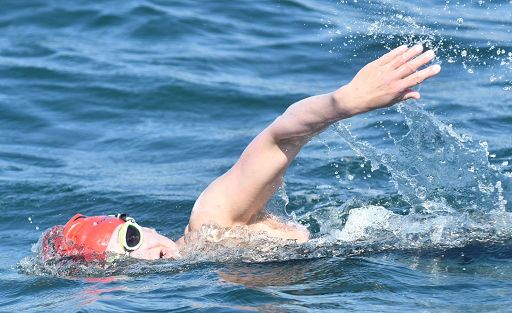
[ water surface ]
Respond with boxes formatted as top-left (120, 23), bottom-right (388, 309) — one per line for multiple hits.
top-left (1, 0), bottom-right (511, 312)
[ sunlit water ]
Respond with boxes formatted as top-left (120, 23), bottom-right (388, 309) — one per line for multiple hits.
top-left (1, 0), bottom-right (512, 312)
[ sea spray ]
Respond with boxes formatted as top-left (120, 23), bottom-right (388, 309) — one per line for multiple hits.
top-left (323, 104), bottom-right (511, 249)
top-left (324, 0), bottom-right (512, 90)
top-left (335, 104), bottom-right (507, 213)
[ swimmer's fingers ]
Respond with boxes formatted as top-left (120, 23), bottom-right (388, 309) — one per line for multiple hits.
top-left (400, 88), bottom-right (421, 101)
top-left (388, 45), bottom-right (424, 69)
top-left (396, 50), bottom-right (436, 78)
top-left (374, 45), bottom-right (408, 65)
top-left (401, 64), bottom-right (442, 90)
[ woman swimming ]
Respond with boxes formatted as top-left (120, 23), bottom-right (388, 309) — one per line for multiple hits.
top-left (44, 45), bottom-right (441, 261)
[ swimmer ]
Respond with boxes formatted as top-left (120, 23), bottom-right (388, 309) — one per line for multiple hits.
top-left (44, 45), bottom-right (441, 261)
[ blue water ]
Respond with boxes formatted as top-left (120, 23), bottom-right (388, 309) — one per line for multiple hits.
top-left (1, 0), bottom-right (512, 311)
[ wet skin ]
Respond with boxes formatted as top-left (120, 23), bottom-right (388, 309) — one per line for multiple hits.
top-left (107, 225), bottom-right (180, 260)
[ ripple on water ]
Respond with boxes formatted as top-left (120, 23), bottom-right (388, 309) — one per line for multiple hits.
top-left (0, 0), bottom-right (511, 311)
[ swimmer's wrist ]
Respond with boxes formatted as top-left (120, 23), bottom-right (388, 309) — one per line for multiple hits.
top-left (331, 85), bottom-right (361, 119)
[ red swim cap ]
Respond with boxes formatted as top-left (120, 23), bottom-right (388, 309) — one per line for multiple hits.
top-left (50, 213), bottom-right (125, 261)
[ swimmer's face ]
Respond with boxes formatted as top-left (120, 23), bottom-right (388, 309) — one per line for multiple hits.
top-left (107, 225), bottom-right (180, 260)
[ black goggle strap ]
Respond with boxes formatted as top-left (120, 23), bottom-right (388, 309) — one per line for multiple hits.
top-left (110, 213), bottom-right (136, 224)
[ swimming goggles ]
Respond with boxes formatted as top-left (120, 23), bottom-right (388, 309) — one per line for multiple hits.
top-left (111, 213), bottom-right (144, 253)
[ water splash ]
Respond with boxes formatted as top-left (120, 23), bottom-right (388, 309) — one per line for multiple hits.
top-left (309, 104), bottom-right (512, 250)
top-left (323, 0), bottom-right (512, 90)
top-left (335, 105), bottom-right (507, 214)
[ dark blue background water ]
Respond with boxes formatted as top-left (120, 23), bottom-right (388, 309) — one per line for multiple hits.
top-left (1, 0), bottom-right (511, 312)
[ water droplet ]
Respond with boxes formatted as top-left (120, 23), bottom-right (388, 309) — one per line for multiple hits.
top-left (461, 50), bottom-right (467, 57)
top-left (347, 174), bottom-right (354, 181)
top-left (416, 187), bottom-right (427, 200)
top-left (408, 167), bottom-right (420, 176)
top-left (456, 17), bottom-right (464, 25)
top-left (28, 217), bottom-right (32, 223)
top-left (478, 181), bottom-right (495, 193)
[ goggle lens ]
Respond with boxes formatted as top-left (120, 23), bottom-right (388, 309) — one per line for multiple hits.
top-left (125, 224), bottom-right (141, 248)
top-left (116, 216), bottom-right (144, 253)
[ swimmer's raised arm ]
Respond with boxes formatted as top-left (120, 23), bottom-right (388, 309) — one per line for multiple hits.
top-left (187, 45), bottom-right (441, 232)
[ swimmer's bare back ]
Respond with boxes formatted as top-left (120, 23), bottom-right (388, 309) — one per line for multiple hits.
top-left (177, 45), bottom-right (440, 245)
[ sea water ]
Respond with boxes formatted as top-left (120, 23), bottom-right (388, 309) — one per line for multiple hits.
top-left (1, 0), bottom-right (512, 312)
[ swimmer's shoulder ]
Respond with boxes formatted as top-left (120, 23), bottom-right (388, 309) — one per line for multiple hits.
top-left (175, 224), bottom-right (192, 248)
top-left (247, 216), bottom-right (310, 243)
top-left (179, 218), bottom-right (309, 245)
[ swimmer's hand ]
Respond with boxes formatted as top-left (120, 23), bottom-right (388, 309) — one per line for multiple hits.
top-left (334, 45), bottom-right (441, 117)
